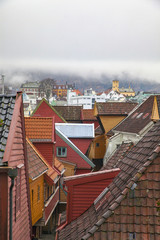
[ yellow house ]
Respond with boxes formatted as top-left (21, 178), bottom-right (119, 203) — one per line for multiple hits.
top-left (90, 102), bottom-right (138, 166)
top-left (112, 80), bottom-right (135, 97)
top-left (58, 159), bottom-right (76, 203)
top-left (26, 138), bottom-right (65, 238)
top-left (26, 138), bottom-right (48, 228)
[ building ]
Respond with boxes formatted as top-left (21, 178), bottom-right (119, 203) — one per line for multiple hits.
top-left (20, 81), bottom-right (45, 98)
top-left (112, 80), bottom-right (135, 97)
top-left (54, 106), bottom-right (83, 123)
top-left (55, 124), bottom-right (95, 175)
top-left (0, 93), bottom-right (31, 240)
top-left (104, 95), bottom-right (160, 164)
top-left (53, 83), bottom-right (75, 98)
top-left (57, 118), bottom-right (160, 240)
top-left (31, 98), bottom-right (66, 123)
top-left (25, 118), bottom-right (65, 235)
top-left (80, 109), bottom-right (99, 129)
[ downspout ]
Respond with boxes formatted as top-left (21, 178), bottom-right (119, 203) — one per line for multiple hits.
top-left (8, 168), bottom-right (18, 240)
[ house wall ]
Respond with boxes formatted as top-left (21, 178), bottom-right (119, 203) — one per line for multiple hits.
top-left (90, 156), bottom-right (160, 239)
top-left (70, 138), bottom-right (92, 155)
top-left (60, 162), bottom-right (75, 203)
top-left (33, 143), bottom-right (54, 166)
top-left (30, 175), bottom-right (44, 226)
top-left (32, 101), bottom-right (64, 123)
top-left (100, 115), bottom-right (125, 133)
top-left (0, 170), bottom-right (8, 240)
top-left (82, 120), bottom-right (99, 129)
top-left (7, 107), bottom-right (31, 240)
top-left (67, 176), bottom-right (117, 223)
top-left (55, 135), bottom-right (91, 170)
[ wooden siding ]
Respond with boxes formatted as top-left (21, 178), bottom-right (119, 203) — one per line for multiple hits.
top-left (30, 175), bottom-right (44, 226)
top-left (7, 99), bottom-right (31, 240)
top-left (32, 101), bottom-right (64, 123)
top-left (33, 143), bottom-right (54, 166)
top-left (55, 135), bottom-right (91, 169)
top-left (66, 171), bottom-right (120, 223)
top-left (89, 135), bottom-right (106, 160)
top-left (45, 186), bottom-right (59, 224)
top-left (100, 115), bottom-right (125, 133)
top-left (82, 120), bottom-right (99, 129)
top-left (70, 138), bottom-right (92, 155)
top-left (60, 162), bottom-right (75, 203)
top-left (0, 170), bottom-right (8, 240)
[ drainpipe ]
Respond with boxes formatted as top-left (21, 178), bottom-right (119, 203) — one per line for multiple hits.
top-left (8, 168), bottom-right (18, 240)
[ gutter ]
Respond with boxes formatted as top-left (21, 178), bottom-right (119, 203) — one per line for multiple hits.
top-left (8, 168), bottom-right (18, 240)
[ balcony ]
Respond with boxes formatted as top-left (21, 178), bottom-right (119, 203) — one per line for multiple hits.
top-left (35, 187), bottom-right (59, 226)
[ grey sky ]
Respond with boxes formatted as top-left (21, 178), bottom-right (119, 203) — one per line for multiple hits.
top-left (0, 0), bottom-right (160, 81)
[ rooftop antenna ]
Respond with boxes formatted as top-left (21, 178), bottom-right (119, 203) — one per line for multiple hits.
top-left (0, 74), bottom-right (5, 94)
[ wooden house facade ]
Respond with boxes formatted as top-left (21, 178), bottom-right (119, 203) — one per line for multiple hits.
top-left (0, 93), bottom-right (31, 240)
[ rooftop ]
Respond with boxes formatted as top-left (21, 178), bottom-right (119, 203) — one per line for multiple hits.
top-left (26, 138), bottom-right (48, 180)
top-left (55, 123), bottom-right (94, 138)
top-left (114, 95), bottom-right (160, 134)
top-left (54, 106), bottom-right (82, 121)
top-left (58, 120), bottom-right (160, 239)
top-left (25, 117), bottom-right (54, 142)
top-left (95, 102), bottom-right (137, 116)
top-left (81, 109), bottom-right (97, 121)
top-left (0, 94), bottom-right (16, 164)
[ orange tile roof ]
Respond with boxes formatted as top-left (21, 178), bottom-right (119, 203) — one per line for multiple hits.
top-left (25, 117), bottom-right (54, 141)
top-left (55, 157), bottom-right (64, 173)
top-left (26, 138), bottom-right (48, 180)
top-left (26, 137), bottom-right (59, 182)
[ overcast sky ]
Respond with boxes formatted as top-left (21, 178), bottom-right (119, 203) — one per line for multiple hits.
top-left (0, 0), bottom-right (160, 81)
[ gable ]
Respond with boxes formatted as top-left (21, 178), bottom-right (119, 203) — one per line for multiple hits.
top-left (32, 99), bottom-right (65, 123)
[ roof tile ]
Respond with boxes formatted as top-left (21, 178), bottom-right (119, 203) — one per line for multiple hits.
top-left (0, 95), bottom-right (16, 164)
top-left (54, 106), bottom-right (82, 122)
top-left (96, 102), bottom-right (137, 115)
top-left (25, 117), bottom-right (54, 141)
top-left (26, 138), bottom-right (48, 180)
top-left (114, 95), bottom-right (160, 134)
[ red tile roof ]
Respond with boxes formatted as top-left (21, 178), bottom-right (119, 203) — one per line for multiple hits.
top-left (25, 117), bottom-right (54, 141)
top-left (26, 138), bottom-right (48, 180)
top-left (96, 102), bottom-right (137, 115)
top-left (81, 109), bottom-right (97, 121)
top-left (114, 95), bottom-right (160, 134)
top-left (57, 120), bottom-right (160, 240)
top-left (102, 142), bottom-right (134, 170)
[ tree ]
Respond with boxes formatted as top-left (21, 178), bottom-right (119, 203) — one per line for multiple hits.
top-left (39, 78), bottom-right (56, 101)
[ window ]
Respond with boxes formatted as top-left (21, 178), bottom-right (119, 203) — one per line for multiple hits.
top-left (57, 147), bottom-right (67, 157)
top-left (96, 143), bottom-right (99, 147)
top-left (37, 185), bottom-right (40, 201)
top-left (16, 168), bottom-right (21, 214)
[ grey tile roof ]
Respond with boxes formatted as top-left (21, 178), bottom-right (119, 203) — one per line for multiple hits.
top-left (0, 95), bottom-right (16, 165)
